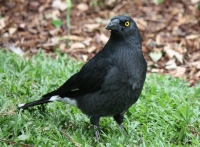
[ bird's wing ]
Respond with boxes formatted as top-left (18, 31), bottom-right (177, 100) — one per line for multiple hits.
top-left (43, 56), bottom-right (113, 98)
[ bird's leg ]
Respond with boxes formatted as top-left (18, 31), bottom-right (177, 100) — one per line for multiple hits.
top-left (93, 125), bottom-right (100, 141)
top-left (119, 124), bottom-right (128, 136)
top-left (114, 113), bottom-right (128, 136)
top-left (90, 116), bottom-right (100, 141)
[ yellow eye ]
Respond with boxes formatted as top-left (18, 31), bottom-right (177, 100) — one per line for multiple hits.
top-left (125, 21), bottom-right (130, 26)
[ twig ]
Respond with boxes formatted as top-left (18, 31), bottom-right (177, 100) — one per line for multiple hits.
top-left (0, 138), bottom-right (34, 147)
top-left (60, 130), bottom-right (81, 147)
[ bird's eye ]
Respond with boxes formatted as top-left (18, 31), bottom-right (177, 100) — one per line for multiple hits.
top-left (125, 21), bottom-right (130, 26)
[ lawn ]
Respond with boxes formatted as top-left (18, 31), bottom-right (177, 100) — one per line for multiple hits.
top-left (0, 50), bottom-right (199, 147)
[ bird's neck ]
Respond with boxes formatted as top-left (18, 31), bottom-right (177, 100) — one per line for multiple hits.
top-left (110, 32), bottom-right (142, 48)
top-left (110, 32), bottom-right (125, 42)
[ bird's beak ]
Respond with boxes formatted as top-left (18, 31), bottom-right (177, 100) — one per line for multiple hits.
top-left (106, 19), bottom-right (120, 31)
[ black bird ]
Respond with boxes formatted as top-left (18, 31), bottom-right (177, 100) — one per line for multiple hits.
top-left (18, 15), bottom-right (147, 140)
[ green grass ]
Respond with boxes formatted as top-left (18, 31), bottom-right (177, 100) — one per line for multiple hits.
top-left (0, 50), bottom-right (199, 147)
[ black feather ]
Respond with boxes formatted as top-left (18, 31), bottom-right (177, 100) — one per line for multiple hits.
top-left (18, 95), bottom-right (53, 110)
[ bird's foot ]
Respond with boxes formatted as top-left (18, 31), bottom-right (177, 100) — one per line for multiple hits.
top-left (120, 124), bottom-right (128, 136)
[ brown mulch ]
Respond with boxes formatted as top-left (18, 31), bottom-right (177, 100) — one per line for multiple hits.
top-left (0, 0), bottom-right (200, 86)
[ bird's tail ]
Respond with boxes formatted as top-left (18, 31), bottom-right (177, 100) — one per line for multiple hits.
top-left (17, 93), bottom-right (55, 110)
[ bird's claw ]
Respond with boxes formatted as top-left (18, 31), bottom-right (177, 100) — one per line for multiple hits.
top-left (94, 125), bottom-right (100, 141)
top-left (120, 124), bottom-right (128, 136)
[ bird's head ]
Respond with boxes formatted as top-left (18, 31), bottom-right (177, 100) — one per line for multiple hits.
top-left (106, 16), bottom-right (141, 41)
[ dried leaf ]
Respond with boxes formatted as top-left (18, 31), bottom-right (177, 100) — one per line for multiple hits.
top-left (151, 68), bottom-right (164, 73)
top-left (189, 62), bottom-right (200, 69)
top-left (196, 71), bottom-right (200, 77)
top-left (186, 34), bottom-right (200, 40)
top-left (0, 18), bottom-right (6, 30)
top-left (8, 28), bottom-right (17, 35)
top-left (106, 0), bottom-right (117, 5)
top-left (76, 3), bottom-right (89, 11)
top-left (71, 42), bottom-right (85, 49)
top-left (6, 44), bottom-right (24, 56)
top-left (37, 42), bottom-right (57, 47)
top-left (19, 23), bottom-right (26, 29)
top-left (82, 55), bottom-right (88, 62)
top-left (166, 59), bottom-right (177, 69)
top-left (49, 28), bottom-right (60, 35)
top-left (166, 59), bottom-right (176, 66)
top-left (174, 67), bottom-right (186, 77)
top-left (100, 33), bottom-right (109, 44)
top-left (166, 63), bottom-right (177, 70)
top-left (164, 45), bottom-right (183, 63)
top-left (55, 35), bottom-right (84, 42)
top-left (191, 0), bottom-right (199, 4)
top-left (52, 0), bottom-right (68, 11)
top-left (87, 46), bottom-right (96, 53)
top-left (84, 24), bottom-right (100, 32)
top-left (45, 10), bottom-right (60, 19)
top-left (59, 43), bottom-right (66, 51)
top-left (134, 18), bottom-right (147, 31)
top-left (149, 52), bottom-right (162, 62)
top-left (95, 17), bottom-right (110, 25)
top-left (82, 38), bottom-right (92, 46)
top-left (155, 34), bottom-right (162, 45)
top-left (175, 28), bottom-right (186, 37)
